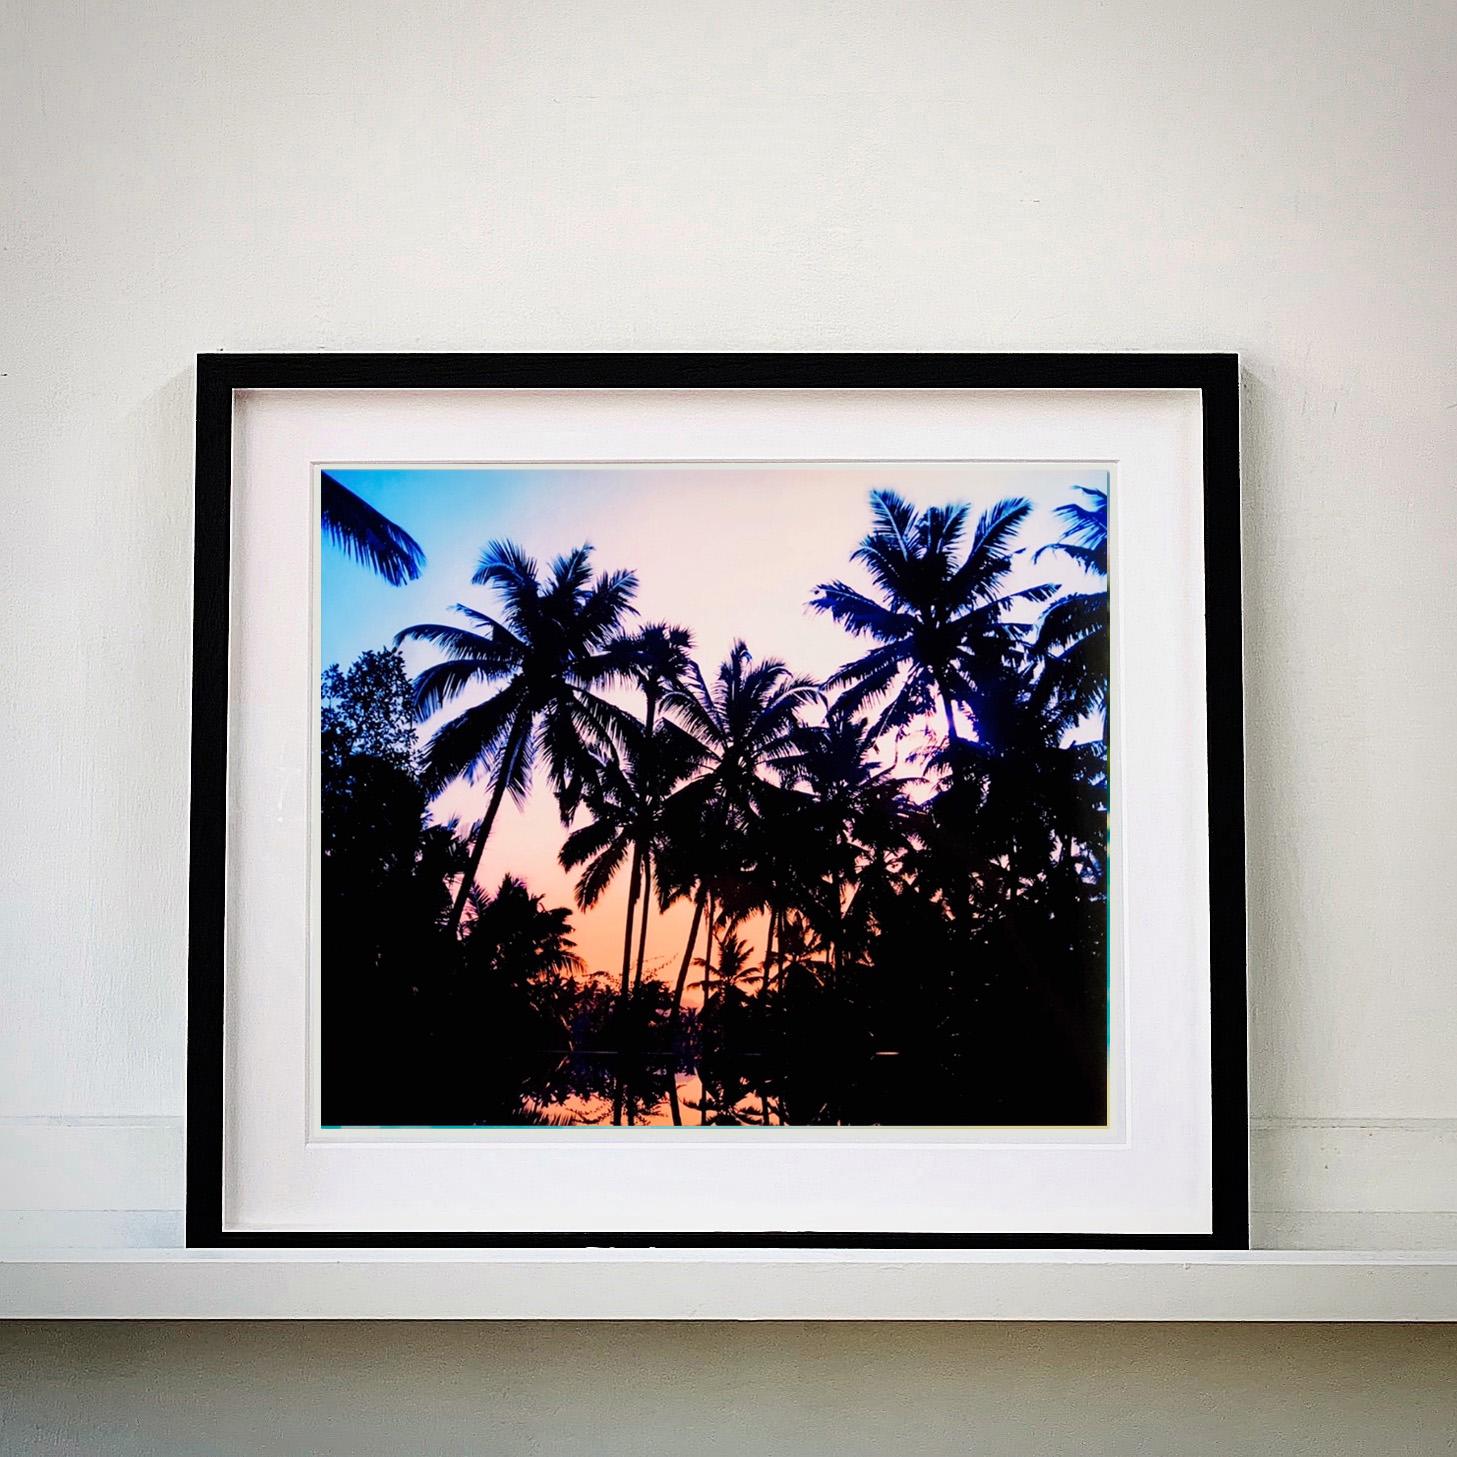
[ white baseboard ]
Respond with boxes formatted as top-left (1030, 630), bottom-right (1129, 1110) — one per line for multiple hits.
top-left (1250, 1118), bottom-right (1457, 1213)
top-left (0, 1118), bottom-right (182, 1220)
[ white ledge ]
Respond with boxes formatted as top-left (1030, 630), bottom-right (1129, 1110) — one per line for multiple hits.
top-left (3, 1249), bottom-right (1457, 1321)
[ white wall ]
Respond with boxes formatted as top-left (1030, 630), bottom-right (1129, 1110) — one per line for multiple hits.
top-left (3, 0), bottom-right (1457, 1437)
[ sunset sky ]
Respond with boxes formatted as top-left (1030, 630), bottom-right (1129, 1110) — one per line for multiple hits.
top-left (322, 464), bottom-right (1107, 989)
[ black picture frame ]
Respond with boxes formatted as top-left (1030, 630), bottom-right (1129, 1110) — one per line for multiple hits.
top-left (188, 352), bottom-right (1246, 1249)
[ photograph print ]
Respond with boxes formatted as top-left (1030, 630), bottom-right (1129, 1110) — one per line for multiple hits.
top-left (320, 462), bottom-right (1110, 1130)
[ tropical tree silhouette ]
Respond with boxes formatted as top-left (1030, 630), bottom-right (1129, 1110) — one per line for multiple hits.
top-left (661, 642), bottom-right (819, 1025)
top-left (1035, 482), bottom-right (1110, 726)
top-left (321, 646), bottom-right (419, 774)
top-left (809, 490), bottom-right (1056, 746)
top-left (699, 927), bottom-right (761, 993)
top-left (737, 788), bottom-right (812, 991)
top-left (1041, 482), bottom-right (1108, 575)
top-left (319, 647), bottom-right (464, 1124)
top-left (559, 712), bottom-right (702, 1000)
top-left (780, 704), bottom-right (914, 968)
top-left (927, 660), bottom-right (1105, 907)
top-left (602, 622), bottom-right (695, 993)
top-left (666, 641), bottom-right (821, 829)
top-left (321, 470), bottom-right (425, 585)
top-left (464, 874), bottom-right (583, 984)
top-left (396, 542), bottom-right (638, 938)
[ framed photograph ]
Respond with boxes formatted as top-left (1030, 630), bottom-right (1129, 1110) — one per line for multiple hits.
top-left (188, 353), bottom-right (1246, 1247)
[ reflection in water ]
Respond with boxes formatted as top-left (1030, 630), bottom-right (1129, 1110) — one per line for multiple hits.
top-left (324, 946), bottom-right (1110, 1130)
top-left (505, 1047), bottom-right (932, 1128)
top-left (523, 1054), bottom-right (782, 1127)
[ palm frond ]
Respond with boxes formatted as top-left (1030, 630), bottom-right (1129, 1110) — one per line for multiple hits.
top-left (1034, 540), bottom-right (1099, 574)
top-left (393, 621), bottom-right (520, 664)
top-left (807, 581), bottom-right (917, 640)
top-left (825, 652), bottom-right (906, 719)
top-left (450, 603), bottom-right (527, 648)
top-left (547, 545), bottom-right (595, 600)
top-left (577, 567), bottom-right (640, 645)
top-left (320, 472), bottom-right (425, 585)
top-left (1035, 592), bottom-right (1106, 656)
top-left (559, 815), bottom-right (623, 873)
top-left (1055, 490), bottom-right (1108, 548)
top-left (408, 658), bottom-right (498, 721)
top-left (947, 496), bottom-right (1032, 600)
top-left (473, 539), bottom-right (540, 600)
top-left (663, 662), bottom-right (726, 747)
top-left (573, 833), bottom-right (630, 909)
top-left (918, 501), bottom-right (969, 562)
top-left (822, 640), bottom-right (910, 693)
top-left (419, 691), bottom-right (523, 795)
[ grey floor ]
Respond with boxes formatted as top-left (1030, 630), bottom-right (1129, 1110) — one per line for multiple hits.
top-left (3, 1321), bottom-right (1456, 1455)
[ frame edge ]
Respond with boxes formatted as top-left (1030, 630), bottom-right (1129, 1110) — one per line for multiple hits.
top-left (185, 352), bottom-right (1248, 1249)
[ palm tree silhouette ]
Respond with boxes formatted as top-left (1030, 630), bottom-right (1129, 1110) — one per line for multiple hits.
top-left (697, 926), bottom-right (761, 994)
top-left (396, 541), bottom-right (637, 938)
top-left (321, 470), bottom-right (425, 585)
top-left (781, 703), bottom-right (913, 969)
top-left (809, 490), bottom-right (1054, 746)
top-left (1035, 483), bottom-right (1110, 727)
top-left (558, 712), bottom-right (702, 1000)
top-left (602, 623), bottom-right (695, 993)
top-left (661, 641), bottom-right (819, 1026)
top-left (464, 873), bottom-right (583, 982)
top-left (922, 660), bottom-right (1105, 909)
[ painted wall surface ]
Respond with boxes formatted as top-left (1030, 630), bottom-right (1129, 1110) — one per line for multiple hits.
top-left (2, 0), bottom-right (1456, 1443)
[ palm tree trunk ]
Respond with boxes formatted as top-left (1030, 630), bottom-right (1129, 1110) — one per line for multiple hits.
top-left (938, 681), bottom-right (962, 748)
top-left (632, 851), bottom-right (652, 992)
top-left (762, 905), bottom-right (776, 995)
top-left (445, 713), bottom-right (528, 939)
top-left (619, 840), bottom-right (644, 1000)
top-left (701, 892), bottom-right (715, 1006)
top-left (668, 885), bottom-right (708, 1028)
top-left (830, 869), bottom-right (844, 975)
top-left (629, 685), bottom-right (659, 997)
